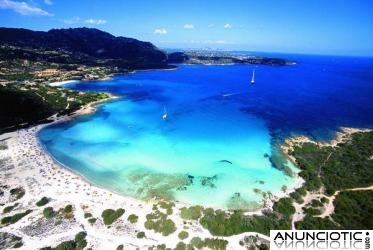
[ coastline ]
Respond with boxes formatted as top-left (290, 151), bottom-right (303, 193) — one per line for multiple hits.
top-left (2, 73), bottom-right (371, 248)
top-left (48, 80), bottom-right (79, 87)
top-left (0, 107), bottom-right (369, 248)
top-left (0, 95), bottom-right (272, 249)
top-left (280, 127), bottom-right (372, 164)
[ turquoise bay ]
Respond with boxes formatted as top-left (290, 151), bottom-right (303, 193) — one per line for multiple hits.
top-left (39, 55), bottom-right (373, 209)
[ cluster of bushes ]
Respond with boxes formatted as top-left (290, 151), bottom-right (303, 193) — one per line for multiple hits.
top-left (296, 186), bottom-right (373, 230)
top-left (101, 208), bottom-right (125, 225)
top-left (40, 231), bottom-right (87, 250)
top-left (176, 237), bottom-right (228, 250)
top-left (180, 205), bottom-right (203, 220)
top-left (178, 231), bottom-right (189, 240)
top-left (36, 197), bottom-right (50, 207)
top-left (0, 83), bottom-right (110, 132)
top-left (9, 187), bottom-right (25, 200)
top-left (289, 187), bottom-right (307, 204)
top-left (291, 131), bottom-right (373, 195)
top-left (127, 214), bottom-right (138, 224)
top-left (144, 209), bottom-right (176, 236)
top-left (158, 201), bottom-right (174, 215)
top-left (136, 231), bottom-right (145, 239)
top-left (3, 203), bottom-right (18, 213)
top-left (43, 207), bottom-right (55, 219)
top-left (1, 209), bottom-right (32, 224)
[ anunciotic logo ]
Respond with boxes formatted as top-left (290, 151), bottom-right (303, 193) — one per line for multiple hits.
top-left (270, 230), bottom-right (372, 250)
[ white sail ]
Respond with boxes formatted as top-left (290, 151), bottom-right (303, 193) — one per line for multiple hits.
top-left (250, 69), bottom-right (255, 84)
top-left (162, 106), bottom-right (168, 120)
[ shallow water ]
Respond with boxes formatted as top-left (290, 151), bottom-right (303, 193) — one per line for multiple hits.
top-left (39, 54), bottom-right (373, 209)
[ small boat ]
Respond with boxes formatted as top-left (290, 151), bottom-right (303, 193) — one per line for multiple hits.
top-left (162, 106), bottom-right (168, 120)
top-left (250, 69), bottom-right (255, 84)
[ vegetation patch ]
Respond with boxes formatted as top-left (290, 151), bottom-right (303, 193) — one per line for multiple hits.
top-left (88, 218), bottom-right (97, 224)
top-left (200, 205), bottom-right (292, 236)
top-left (39, 231), bottom-right (87, 250)
top-left (2, 203), bottom-right (19, 213)
top-left (43, 207), bottom-right (55, 219)
top-left (158, 201), bottom-right (174, 215)
top-left (84, 212), bottom-right (92, 218)
top-left (296, 190), bottom-right (373, 230)
top-left (144, 209), bottom-right (176, 236)
top-left (36, 197), bottom-right (50, 207)
top-left (101, 208), bottom-right (125, 225)
top-left (63, 204), bottom-right (73, 213)
top-left (127, 214), bottom-right (138, 224)
top-left (9, 187), bottom-right (25, 200)
top-left (188, 237), bottom-right (228, 250)
top-left (178, 230), bottom-right (189, 240)
top-left (291, 131), bottom-right (373, 195)
top-left (136, 231), bottom-right (145, 239)
top-left (1, 209), bottom-right (32, 225)
top-left (180, 205), bottom-right (203, 220)
top-left (0, 83), bottom-right (110, 133)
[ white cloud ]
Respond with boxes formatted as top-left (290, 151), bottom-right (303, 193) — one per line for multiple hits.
top-left (84, 18), bottom-right (107, 25)
top-left (44, 0), bottom-right (52, 5)
top-left (154, 28), bottom-right (167, 35)
top-left (183, 24), bottom-right (194, 29)
top-left (203, 40), bottom-right (227, 44)
top-left (224, 23), bottom-right (232, 29)
top-left (0, 0), bottom-right (51, 16)
top-left (63, 17), bottom-right (81, 24)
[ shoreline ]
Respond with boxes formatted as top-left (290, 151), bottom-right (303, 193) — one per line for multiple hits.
top-left (1, 109), bottom-right (370, 248)
top-left (0, 95), bottom-right (271, 249)
top-left (280, 127), bottom-right (372, 164)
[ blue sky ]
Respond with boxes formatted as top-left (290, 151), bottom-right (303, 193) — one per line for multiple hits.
top-left (0, 0), bottom-right (372, 56)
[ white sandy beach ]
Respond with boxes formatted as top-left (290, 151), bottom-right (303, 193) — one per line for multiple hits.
top-left (0, 119), bottom-right (271, 249)
top-left (48, 80), bottom-right (79, 87)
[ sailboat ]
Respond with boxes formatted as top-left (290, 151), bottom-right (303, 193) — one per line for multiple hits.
top-left (250, 69), bottom-right (255, 84)
top-left (162, 106), bottom-right (168, 120)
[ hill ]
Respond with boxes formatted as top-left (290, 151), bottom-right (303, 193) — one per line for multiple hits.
top-left (0, 27), bottom-right (169, 70)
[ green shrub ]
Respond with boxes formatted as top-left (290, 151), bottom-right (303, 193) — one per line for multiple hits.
top-left (190, 237), bottom-right (204, 249)
top-left (116, 245), bottom-right (124, 250)
top-left (36, 197), bottom-right (49, 207)
top-left (158, 201), bottom-right (174, 215)
top-left (272, 198), bottom-right (295, 218)
top-left (127, 214), bottom-right (138, 224)
top-left (84, 213), bottom-right (92, 218)
top-left (320, 197), bottom-right (329, 204)
top-left (180, 206), bottom-right (203, 220)
top-left (174, 242), bottom-right (186, 250)
top-left (1, 209), bottom-right (32, 224)
top-left (144, 210), bottom-right (177, 236)
top-left (3, 203), bottom-right (18, 213)
top-left (178, 231), bottom-right (189, 240)
top-left (10, 187), bottom-right (25, 200)
top-left (137, 231), bottom-right (145, 239)
top-left (75, 231), bottom-right (87, 243)
top-left (204, 238), bottom-right (228, 250)
top-left (55, 240), bottom-right (76, 250)
top-left (64, 204), bottom-right (73, 213)
top-left (88, 218), bottom-right (97, 224)
top-left (101, 208), bottom-right (125, 225)
top-left (75, 231), bottom-right (87, 249)
top-left (43, 207), bottom-right (55, 219)
top-left (13, 242), bottom-right (23, 248)
top-left (156, 244), bottom-right (166, 250)
top-left (311, 199), bottom-right (323, 208)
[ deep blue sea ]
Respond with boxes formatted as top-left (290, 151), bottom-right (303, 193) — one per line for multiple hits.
top-left (39, 54), bottom-right (373, 209)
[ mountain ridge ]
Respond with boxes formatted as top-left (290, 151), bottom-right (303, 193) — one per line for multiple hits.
top-left (0, 27), bottom-right (169, 69)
